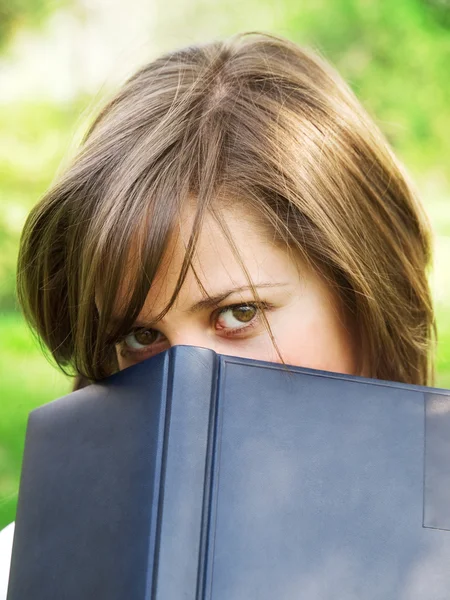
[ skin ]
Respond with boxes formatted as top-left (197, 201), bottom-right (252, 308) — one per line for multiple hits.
top-left (112, 205), bottom-right (358, 375)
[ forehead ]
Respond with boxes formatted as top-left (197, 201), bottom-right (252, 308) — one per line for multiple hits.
top-left (116, 203), bottom-right (301, 318)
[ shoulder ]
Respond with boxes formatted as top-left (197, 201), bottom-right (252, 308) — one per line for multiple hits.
top-left (0, 522), bottom-right (14, 600)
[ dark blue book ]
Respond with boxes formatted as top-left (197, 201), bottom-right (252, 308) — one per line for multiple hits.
top-left (7, 346), bottom-right (450, 599)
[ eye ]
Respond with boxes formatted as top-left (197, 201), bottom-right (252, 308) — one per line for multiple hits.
top-left (123, 328), bottom-right (164, 350)
top-left (215, 304), bottom-right (259, 331)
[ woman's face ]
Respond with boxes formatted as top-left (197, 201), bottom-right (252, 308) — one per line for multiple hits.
top-left (112, 205), bottom-right (358, 375)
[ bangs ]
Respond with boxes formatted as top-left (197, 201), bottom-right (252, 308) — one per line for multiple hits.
top-left (83, 107), bottom-right (230, 376)
top-left (89, 185), bottom-right (203, 370)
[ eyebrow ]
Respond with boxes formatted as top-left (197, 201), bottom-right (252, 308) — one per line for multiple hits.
top-left (187, 283), bottom-right (288, 313)
top-left (109, 283), bottom-right (288, 329)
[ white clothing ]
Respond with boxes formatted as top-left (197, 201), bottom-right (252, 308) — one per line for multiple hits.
top-left (0, 522), bottom-right (14, 600)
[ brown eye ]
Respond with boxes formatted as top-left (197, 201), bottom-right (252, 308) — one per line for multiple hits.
top-left (216, 304), bottom-right (258, 330)
top-left (124, 328), bottom-right (161, 349)
top-left (231, 305), bottom-right (256, 322)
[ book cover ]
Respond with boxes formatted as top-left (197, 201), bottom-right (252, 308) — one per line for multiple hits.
top-left (7, 345), bottom-right (450, 599)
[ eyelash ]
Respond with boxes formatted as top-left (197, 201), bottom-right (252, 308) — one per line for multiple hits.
top-left (115, 301), bottom-right (272, 358)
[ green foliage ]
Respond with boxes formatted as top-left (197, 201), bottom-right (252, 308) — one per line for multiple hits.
top-left (283, 0), bottom-right (450, 171)
top-left (0, 0), bottom-right (71, 51)
top-left (0, 99), bottom-right (89, 309)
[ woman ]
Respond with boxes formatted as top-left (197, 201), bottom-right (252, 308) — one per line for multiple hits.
top-left (0, 32), bottom-right (435, 596)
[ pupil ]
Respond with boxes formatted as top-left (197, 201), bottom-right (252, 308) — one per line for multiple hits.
top-left (233, 306), bottom-right (256, 323)
top-left (135, 329), bottom-right (157, 345)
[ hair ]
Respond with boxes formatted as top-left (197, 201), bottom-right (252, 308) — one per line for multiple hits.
top-left (16, 32), bottom-right (435, 388)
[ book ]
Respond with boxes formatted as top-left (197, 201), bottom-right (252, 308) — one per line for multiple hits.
top-left (7, 345), bottom-right (450, 599)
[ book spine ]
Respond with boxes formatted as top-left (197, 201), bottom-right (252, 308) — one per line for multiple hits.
top-left (152, 346), bottom-right (218, 600)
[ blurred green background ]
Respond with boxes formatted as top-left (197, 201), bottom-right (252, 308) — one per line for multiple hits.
top-left (0, 0), bottom-right (449, 530)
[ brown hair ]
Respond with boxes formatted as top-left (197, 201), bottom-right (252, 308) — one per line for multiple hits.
top-left (16, 32), bottom-right (435, 387)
